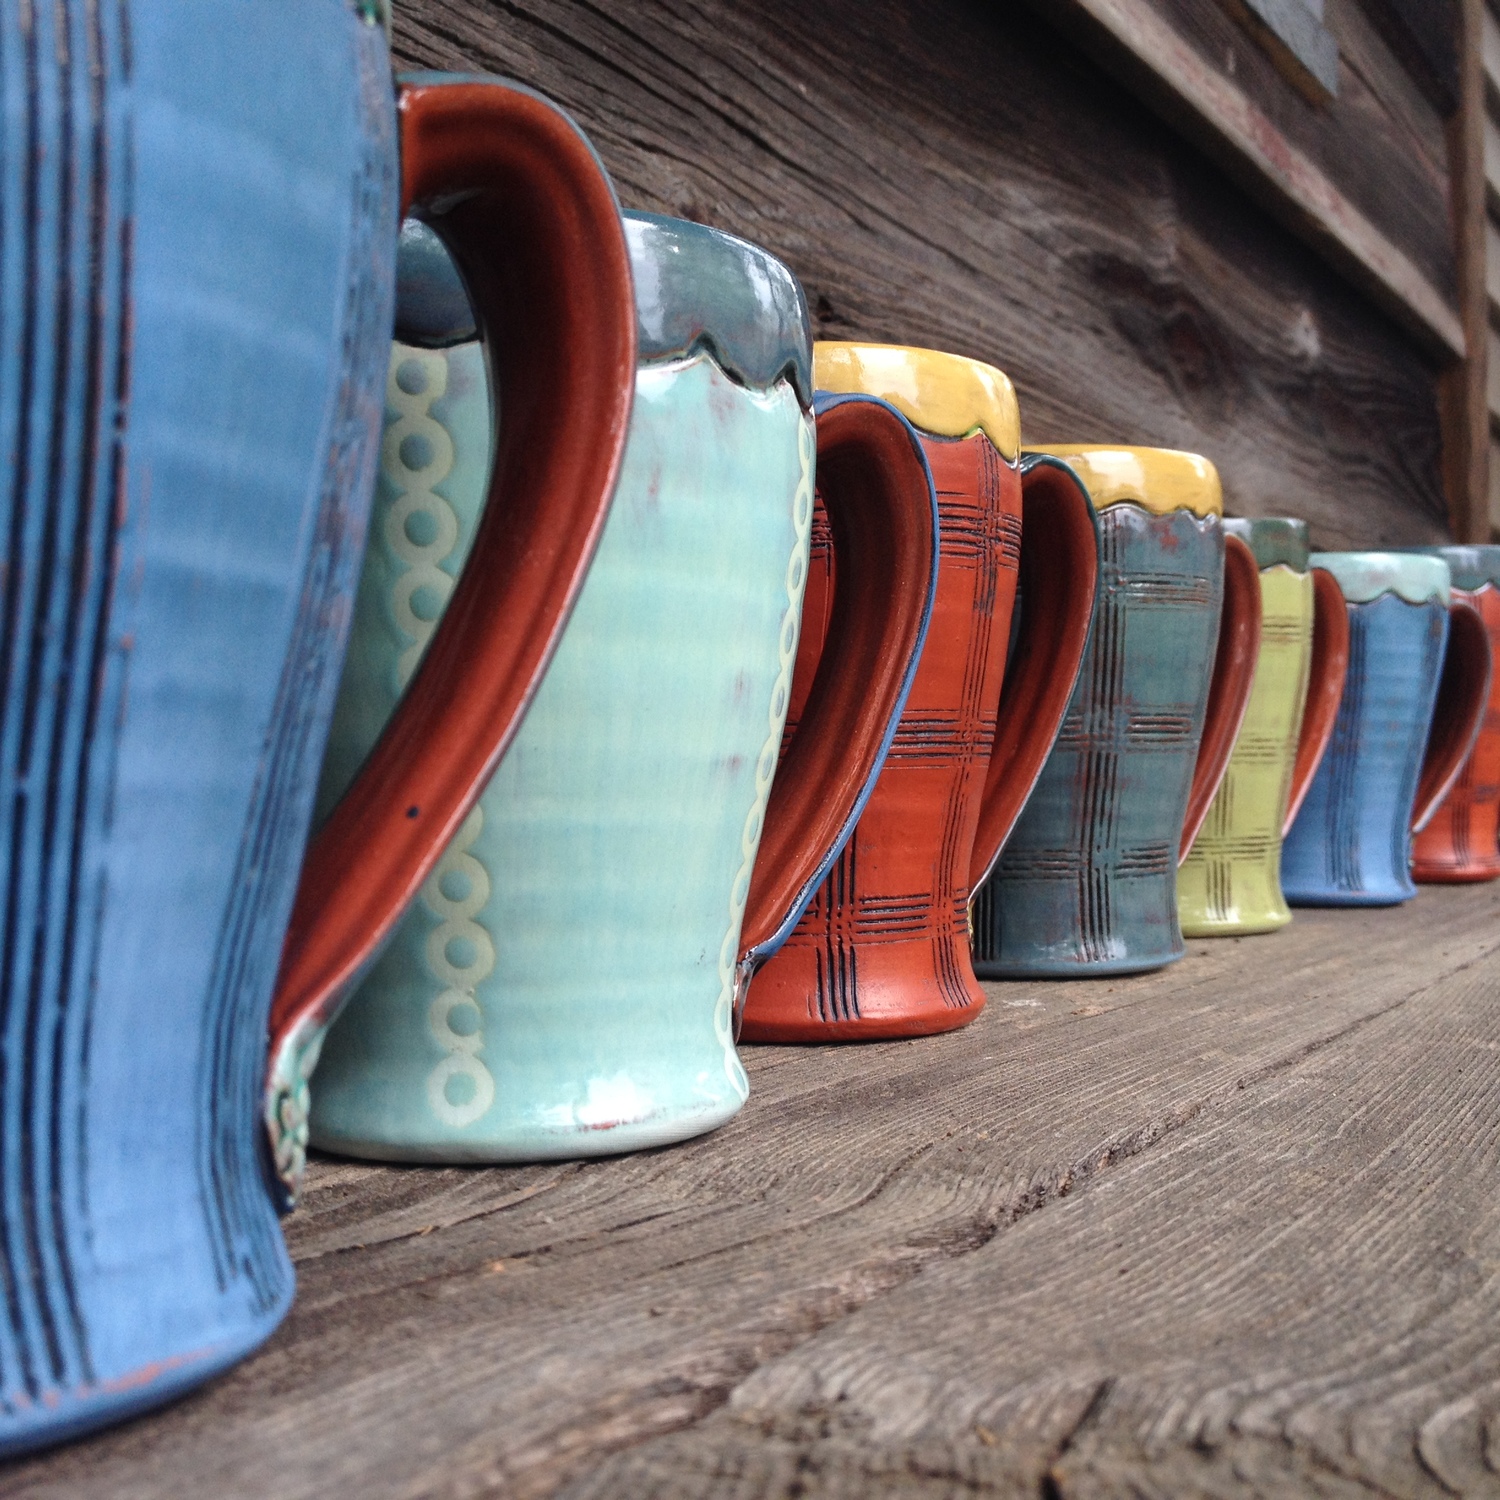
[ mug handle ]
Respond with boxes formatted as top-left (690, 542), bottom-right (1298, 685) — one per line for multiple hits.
top-left (264, 75), bottom-right (637, 1205)
top-left (1281, 566), bottom-right (1350, 836)
top-left (1179, 532), bottom-right (1262, 861)
top-left (966, 454), bottom-right (1099, 892)
top-left (735, 393), bottom-right (939, 1014)
top-left (1411, 599), bottom-right (1492, 834)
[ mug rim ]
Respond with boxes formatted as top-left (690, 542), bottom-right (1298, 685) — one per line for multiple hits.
top-left (1310, 550), bottom-right (1451, 607)
top-left (812, 340), bottom-right (1020, 460)
top-left (1026, 444), bottom-right (1221, 518)
top-left (1223, 515), bottom-right (1310, 572)
top-left (1403, 544), bottom-right (1500, 594)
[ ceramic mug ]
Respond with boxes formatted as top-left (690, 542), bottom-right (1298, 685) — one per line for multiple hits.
top-left (1177, 518), bottom-right (1350, 935)
top-left (971, 447), bottom-right (1262, 977)
top-left (1406, 546), bottom-right (1500, 882)
top-left (307, 218), bottom-right (939, 1161)
top-left (1282, 552), bottom-right (1491, 906)
top-left (740, 343), bottom-right (1099, 1041)
top-left (0, 12), bottom-right (638, 1456)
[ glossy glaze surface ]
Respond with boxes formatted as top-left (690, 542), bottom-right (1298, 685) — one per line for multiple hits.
top-left (1282, 590), bottom-right (1448, 906)
top-left (745, 433), bottom-right (1013, 1037)
top-left (1408, 550), bottom-right (1500, 883)
top-left (312, 343), bottom-right (810, 1158)
top-left (310, 222), bottom-right (938, 1157)
top-left (972, 502), bottom-right (1227, 976)
top-left (0, 0), bottom-right (395, 1456)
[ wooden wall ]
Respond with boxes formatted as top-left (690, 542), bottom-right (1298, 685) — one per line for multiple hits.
top-left (394, 0), bottom-right (1452, 548)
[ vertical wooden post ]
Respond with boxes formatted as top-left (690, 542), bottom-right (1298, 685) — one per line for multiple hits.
top-left (1442, 0), bottom-right (1489, 542)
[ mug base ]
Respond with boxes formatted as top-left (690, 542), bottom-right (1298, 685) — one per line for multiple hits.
top-left (973, 947), bottom-right (1184, 980)
top-left (1284, 887), bottom-right (1416, 907)
top-left (1179, 909), bottom-right (1292, 938)
top-left (1412, 862), bottom-right (1500, 884)
top-left (738, 992), bottom-right (982, 1044)
top-left (741, 931), bottom-right (985, 1043)
top-left (0, 1302), bottom-right (286, 1461)
top-left (311, 1090), bottom-right (744, 1166)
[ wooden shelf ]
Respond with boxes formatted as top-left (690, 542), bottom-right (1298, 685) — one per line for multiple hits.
top-left (9, 882), bottom-right (1500, 1498)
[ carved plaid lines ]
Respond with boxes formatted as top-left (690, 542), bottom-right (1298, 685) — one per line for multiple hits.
top-left (791, 431), bottom-right (1013, 1022)
top-left (985, 505), bottom-right (1221, 971)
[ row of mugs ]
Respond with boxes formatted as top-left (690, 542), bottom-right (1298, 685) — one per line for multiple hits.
top-left (2, 27), bottom-right (1492, 1460)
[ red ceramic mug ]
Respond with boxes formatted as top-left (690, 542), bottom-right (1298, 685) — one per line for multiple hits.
top-left (741, 344), bottom-right (1099, 1042)
top-left (263, 77), bottom-right (639, 1199)
top-left (1409, 546), bottom-right (1500, 882)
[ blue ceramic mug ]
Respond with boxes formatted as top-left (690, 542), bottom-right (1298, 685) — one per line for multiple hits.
top-left (306, 214), bottom-right (939, 1162)
top-left (0, 6), bottom-right (638, 1456)
top-left (1282, 552), bottom-right (1491, 906)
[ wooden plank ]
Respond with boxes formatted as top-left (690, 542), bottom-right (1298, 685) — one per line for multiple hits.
top-left (561, 915), bottom-right (1500, 1500)
top-left (1027, 0), bottom-right (1465, 360)
top-left (1224, 0), bottom-right (1340, 102)
top-left (5, 886), bottom-right (1500, 1499)
top-left (375, 0), bottom-right (1448, 547)
top-left (1489, 432), bottom-right (1500, 529)
top-left (1440, 0), bottom-right (1490, 541)
top-left (1359, 0), bottom-right (1461, 114)
top-left (1488, 322), bottom-right (1500, 420)
top-left (1485, 215), bottom-right (1500, 314)
top-left (1484, 0), bottom-right (1500, 107)
top-left (1053, 0), bottom-right (1457, 309)
top-left (1485, 105), bottom-right (1500, 216)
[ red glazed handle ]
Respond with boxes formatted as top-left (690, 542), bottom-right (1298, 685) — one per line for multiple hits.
top-left (1412, 600), bottom-right (1493, 834)
top-left (1179, 532), bottom-right (1262, 861)
top-left (967, 454), bottom-right (1099, 892)
top-left (266, 81), bottom-right (636, 1067)
top-left (739, 396), bottom-right (938, 964)
top-left (1281, 566), bottom-right (1350, 837)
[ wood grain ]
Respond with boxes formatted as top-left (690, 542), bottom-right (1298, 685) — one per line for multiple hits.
top-left (388, 0), bottom-right (1449, 546)
top-left (562, 902), bottom-right (1500, 1499)
top-left (5, 885), bottom-right (1500, 1499)
top-left (1044, 0), bottom-right (1463, 356)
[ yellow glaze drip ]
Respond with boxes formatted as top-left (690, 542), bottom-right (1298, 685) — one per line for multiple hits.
top-left (813, 342), bottom-right (1020, 461)
top-left (1030, 445), bottom-right (1222, 518)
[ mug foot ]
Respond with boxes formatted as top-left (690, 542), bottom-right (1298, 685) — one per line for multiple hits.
top-left (311, 1090), bottom-right (746, 1165)
top-left (0, 1303), bottom-right (286, 1461)
top-left (973, 948), bottom-right (1184, 980)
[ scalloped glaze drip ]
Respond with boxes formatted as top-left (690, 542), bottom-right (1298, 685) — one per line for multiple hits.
top-left (1029, 445), bottom-right (1221, 517)
top-left (1223, 516), bottom-right (1310, 572)
top-left (627, 213), bottom-right (812, 408)
top-left (1312, 551), bottom-right (1451, 607)
top-left (1405, 544), bottom-right (1500, 594)
top-left (812, 342), bottom-right (1019, 461)
top-left (393, 211), bottom-right (815, 409)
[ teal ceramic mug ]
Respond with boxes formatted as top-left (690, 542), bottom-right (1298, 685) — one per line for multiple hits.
top-left (306, 214), bottom-right (939, 1160)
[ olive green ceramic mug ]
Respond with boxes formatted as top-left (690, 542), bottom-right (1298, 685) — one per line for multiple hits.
top-left (1178, 517), bottom-right (1350, 936)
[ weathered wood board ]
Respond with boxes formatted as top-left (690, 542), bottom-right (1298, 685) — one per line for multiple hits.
top-left (390, 0), bottom-right (1450, 547)
top-left (1116, 0), bottom-right (1456, 305)
top-left (5, 883), bottom-right (1500, 1499)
